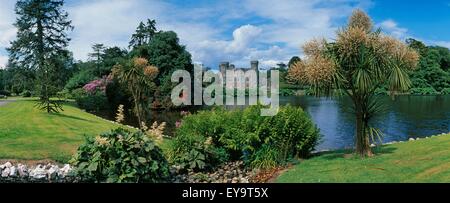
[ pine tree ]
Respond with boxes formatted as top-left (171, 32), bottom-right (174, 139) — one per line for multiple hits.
top-left (88, 43), bottom-right (106, 76)
top-left (8, 0), bottom-right (73, 113)
top-left (129, 19), bottom-right (157, 49)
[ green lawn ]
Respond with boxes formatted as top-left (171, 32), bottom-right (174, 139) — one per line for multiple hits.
top-left (277, 133), bottom-right (450, 183)
top-left (0, 99), bottom-right (123, 162)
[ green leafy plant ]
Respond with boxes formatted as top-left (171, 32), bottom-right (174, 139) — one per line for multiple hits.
top-left (112, 57), bottom-right (159, 125)
top-left (168, 129), bottom-right (229, 172)
top-left (410, 87), bottom-right (439, 95)
top-left (249, 144), bottom-right (281, 170)
top-left (441, 88), bottom-right (450, 95)
top-left (168, 105), bottom-right (320, 171)
top-left (70, 128), bottom-right (170, 183)
top-left (287, 10), bottom-right (419, 157)
top-left (0, 90), bottom-right (11, 97)
top-left (65, 69), bottom-right (98, 92)
top-left (73, 89), bottom-right (109, 112)
top-left (21, 90), bottom-right (32, 97)
top-left (257, 105), bottom-right (321, 159)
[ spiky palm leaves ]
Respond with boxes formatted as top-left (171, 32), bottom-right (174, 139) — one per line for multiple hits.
top-left (288, 9), bottom-right (419, 157)
top-left (113, 58), bottom-right (159, 125)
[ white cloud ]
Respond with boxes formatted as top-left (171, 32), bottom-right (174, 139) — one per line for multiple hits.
top-left (5, 0), bottom-right (448, 71)
top-left (0, 56), bottom-right (8, 69)
top-left (377, 20), bottom-right (450, 50)
top-left (0, 0), bottom-right (16, 67)
top-left (65, 0), bottom-right (372, 68)
top-left (186, 0), bottom-right (372, 68)
top-left (68, 0), bottom-right (168, 60)
top-left (67, 0), bottom-right (224, 64)
top-left (379, 19), bottom-right (408, 39)
top-left (0, 0), bottom-right (372, 69)
top-left (431, 40), bottom-right (450, 49)
top-left (244, 0), bottom-right (371, 47)
top-left (185, 25), bottom-right (262, 67)
top-left (228, 25), bottom-right (262, 52)
top-left (0, 28), bottom-right (16, 48)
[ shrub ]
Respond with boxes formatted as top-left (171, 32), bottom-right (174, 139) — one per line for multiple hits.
top-left (65, 69), bottom-right (97, 92)
top-left (72, 77), bottom-right (111, 112)
top-left (21, 90), bottom-right (32, 97)
top-left (441, 88), bottom-right (450, 95)
top-left (83, 76), bottom-right (112, 94)
top-left (374, 87), bottom-right (388, 95)
top-left (70, 88), bottom-right (86, 99)
top-left (0, 90), bottom-right (11, 97)
top-left (249, 144), bottom-right (280, 170)
top-left (73, 89), bottom-right (109, 112)
top-left (105, 79), bottom-right (131, 111)
top-left (168, 105), bottom-right (321, 171)
top-left (256, 105), bottom-right (321, 159)
top-left (167, 109), bottom-right (230, 171)
top-left (219, 105), bottom-right (268, 158)
top-left (280, 88), bottom-right (295, 96)
top-left (304, 88), bottom-right (315, 96)
top-left (70, 128), bottom-right (170, 183)
top-left (409, 87), bottom-right (439, 95)
top-left (57, 89), bottom-right (71, 100)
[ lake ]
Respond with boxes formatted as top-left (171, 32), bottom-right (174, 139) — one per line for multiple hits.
top-left (281, 95), bottom-right (450, 150)
top-left (98, 95), bottom-right (450, 151)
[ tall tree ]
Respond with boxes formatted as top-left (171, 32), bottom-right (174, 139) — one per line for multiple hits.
top-left (8, 0), bottom-right (73, 113)
top-left (133, 31), bottom-right (193, 108)
top-left (288, 56), bottom-right (301, 69)
top-left (50, 50), bottom-right (75, 90)
top-left (88, 43), bottom-right (106, 76)
top-left (406, 39), bottom-right (450, 92)
top-left (406, 38), bottom-right (427, 56)
top-left (277, 63), bottom-right (287, 70)
top-left (288, 10), bottom-right (419, 157)
top-left (0, 69), bottom-right (4, 90)
top-left (6, 64), bottom-right (36, 95)
top-left (112, 58), bottom-right (159, 125)
top-left (103, 46), bottom-right (127, 68)
top-left (129, 19), bottom-right (157, 49)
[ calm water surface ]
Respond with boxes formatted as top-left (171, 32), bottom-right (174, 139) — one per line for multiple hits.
top-left (281, 95), bottom-right (450, 150)
top-left (99, 95), bottom-right (450, 151)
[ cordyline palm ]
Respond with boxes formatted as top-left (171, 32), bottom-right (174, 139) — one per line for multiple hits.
top-left (288, 10), bottom-right (419, 157)
top-left (113, 58), bottom-right (159, 125)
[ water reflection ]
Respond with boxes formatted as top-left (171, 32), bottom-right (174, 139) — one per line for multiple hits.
top-left (282, 95), bottom-right (450, 150)
top-left (96, 95), bottom-right (450, 151)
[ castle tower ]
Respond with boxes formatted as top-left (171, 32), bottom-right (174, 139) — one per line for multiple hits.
top-left (250, 60), bottom-right (259, 71)
top-left (251, 60), bottom-right (259, 80)
top-left (219, 62), bottom-right (229, 85)
top-left (219, 62), bottom-right (229, 75)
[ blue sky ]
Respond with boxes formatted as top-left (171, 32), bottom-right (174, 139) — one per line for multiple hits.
top-left (1, 0), bottom-right (450, 69)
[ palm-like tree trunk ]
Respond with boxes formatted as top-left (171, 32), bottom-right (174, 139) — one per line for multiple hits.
top-left (354, 104), bottom-right (373, 157)
top-left (132, 90), bottom-right (144, 126)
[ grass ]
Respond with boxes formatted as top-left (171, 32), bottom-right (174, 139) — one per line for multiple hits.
top-left (0, 99), bottom-right (123, 162)
top-left (277, 133), bottom-right (450, 183)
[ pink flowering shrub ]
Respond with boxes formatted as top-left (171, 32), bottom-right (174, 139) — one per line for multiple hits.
top-left (180, 111), bottom-right (191, 117)
top-left (83, 75), bottom-right (112, 94)
top-left (175, 120), bottom-right (182, 128)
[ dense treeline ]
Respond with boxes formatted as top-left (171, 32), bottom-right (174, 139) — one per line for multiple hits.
top-left (0, 4), bottom-right (450, 106)
top-left (282, 38), bottom-right (450, 95)
top-left (0, 0), bottom-right (192, 117)
top-left (406, 39), bottom-right (450, 94)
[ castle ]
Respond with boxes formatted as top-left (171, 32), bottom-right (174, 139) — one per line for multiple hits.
top-left (219, 61), bottom-right (259, 84)
top-left (217, 61), bottom-right (260, 88)
top-left (219, 60), bottom-right (259, 75)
